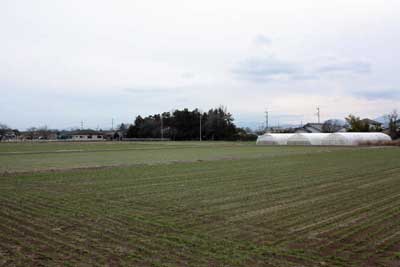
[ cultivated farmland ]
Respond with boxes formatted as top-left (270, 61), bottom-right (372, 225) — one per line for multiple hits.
top-left (0, 142), bottom-right (399, 266)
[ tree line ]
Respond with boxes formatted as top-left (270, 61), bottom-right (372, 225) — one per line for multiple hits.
top-left (125, 106), bottom-right (257, 141)
top-left (344, 110), bottom-right (399, 139)
top-left (1, 109), bottom-right (398, 141)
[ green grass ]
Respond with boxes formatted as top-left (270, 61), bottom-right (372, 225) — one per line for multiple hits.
top-left (0, 141), bottom-right (347, 173)
top-left (0, 142), bottom-right (399, 266)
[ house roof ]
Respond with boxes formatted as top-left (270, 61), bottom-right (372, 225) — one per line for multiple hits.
top-left (295, 123), bottom-right (348, 133)
top-left (294, 128), bottom-right (309, 133)
top-left (296, 123), bottom-right (323, 133)
top-left (293, 123), bottom-right (324, 133)
top-left (361, 118), bottom-right (382, 125)
top-left (69, 130), bottom-right (104, 135)
top-left (305, 123), bottom-right (323, 131)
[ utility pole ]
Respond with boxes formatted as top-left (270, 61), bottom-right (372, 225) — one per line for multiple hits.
top-left (160, 113), bottom-right (164, 140)
top-left (81, 120), bottom-right (83, 130)
top-left (111, 118), bottom-right (114, 130)
top-left (316, 107), bottom-right (321, 124)
top-left (199, 112), bottom-right (202, 142)
top-left (265, 108), bottom-right (269, 132)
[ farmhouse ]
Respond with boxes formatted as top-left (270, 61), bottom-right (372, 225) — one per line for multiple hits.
top-left (68, 130), bottom-right (105, 141)
top-left (0, 130), bottom-right (18, 141)
top-left (294, 123), bottom-right (324, 133)
top-left (361, 118), bottom-right (382, 131)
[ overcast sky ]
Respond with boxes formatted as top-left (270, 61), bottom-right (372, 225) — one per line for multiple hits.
top-left (1, 0), bottom-right (399, 130)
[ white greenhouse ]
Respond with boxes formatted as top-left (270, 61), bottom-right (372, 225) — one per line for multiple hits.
top-left (287, 133), bottom-right (330, 146)
top-left (321, 132), bottom-right (391, 146)
top-left (256, 132), bottom-right (392, 146)
top-left (256, 133), bottom-right (294, 145)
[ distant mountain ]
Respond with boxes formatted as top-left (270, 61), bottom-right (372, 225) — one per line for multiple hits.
top-left (374, 115), bottom-right (389, 128)
top-left (235, 121), bottom-right (263, 130)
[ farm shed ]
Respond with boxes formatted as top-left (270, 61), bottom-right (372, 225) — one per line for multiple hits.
top-left (67, 130), bottom-right (105, 141)
top-left (287, 133), bottom-right (330, 146)
top-left (322, 132), bottom-right (391, 146)
top-left (256, 133), bottom-right (294, 145)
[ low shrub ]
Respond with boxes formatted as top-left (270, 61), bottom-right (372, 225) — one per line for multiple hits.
top-left (359, 140), bottom-right (400, 146)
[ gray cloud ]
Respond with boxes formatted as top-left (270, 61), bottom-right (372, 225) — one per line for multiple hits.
top-left (232, 57), bottom-right (299, 82)
top-left (354, 90), bottom-right (400, 100)
top-left (180, 72), bottom-right (195, 79)
top-left (233, 56), bottom-right (372, 83)
top-left (253, 35), bottom-right (272, 46)
top-left (123, 87), bottom-right (180, 94)
top-left (291, 74), bottom-right (320, 81)
top-left (317, 61), bottom-right (371, 74)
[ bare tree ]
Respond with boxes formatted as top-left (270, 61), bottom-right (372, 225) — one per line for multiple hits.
top-left (385, 110), bottom-right (399, 139)
top-left (0, 123), bottom-right (10, 140)
top-left (26, 127), bottom-right (37, 139)
top-left (322, 119), bottom-right (343, 133)
top-left (36, 126), bottom-right (52, 139)
top-left (0, 123), bottom-right (9, 131)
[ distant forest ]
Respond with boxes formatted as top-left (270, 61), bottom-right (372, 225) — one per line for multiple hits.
top-left (124, 106), bottom-right (256, 141)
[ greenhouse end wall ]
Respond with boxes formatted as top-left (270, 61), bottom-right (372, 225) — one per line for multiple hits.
top-left (256, 134), bottom-right (294, 145)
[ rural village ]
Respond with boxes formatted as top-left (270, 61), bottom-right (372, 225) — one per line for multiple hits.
top-left (1, 1), bottom-right (400, 266)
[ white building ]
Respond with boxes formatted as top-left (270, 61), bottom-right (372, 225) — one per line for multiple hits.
top-left (68, 130), bottom-right (105, 141)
